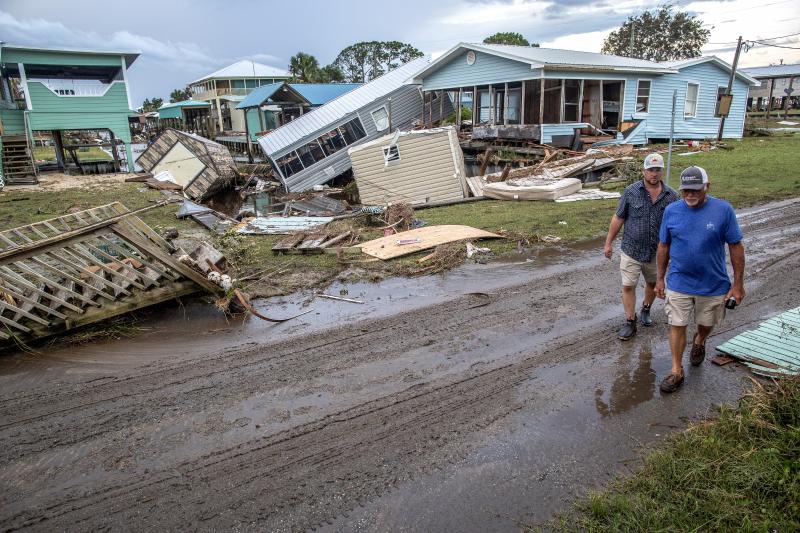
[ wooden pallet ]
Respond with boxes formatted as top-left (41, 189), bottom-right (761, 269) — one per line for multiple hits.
top-left (0, 202), bottom-right (220, 346)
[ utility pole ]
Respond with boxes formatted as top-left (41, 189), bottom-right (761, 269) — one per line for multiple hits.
top-left (666, 89), bottom-right (677, 188)
top-left (718, 36), bottom-right (743, 141)
top-left (629, 23), bottom-right (635, 56)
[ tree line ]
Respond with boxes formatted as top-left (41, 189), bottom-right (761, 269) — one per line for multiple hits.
top-left (140, 8), bottom-right (709, 112)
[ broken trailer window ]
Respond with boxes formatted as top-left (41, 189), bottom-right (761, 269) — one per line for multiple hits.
top-left (341, 118), bottom-right (366, 144)
top-left (277, 151), bottom-right (304, 177)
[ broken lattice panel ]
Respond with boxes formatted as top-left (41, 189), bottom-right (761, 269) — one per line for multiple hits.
top-left (0, 203), bottom-right (212, 344)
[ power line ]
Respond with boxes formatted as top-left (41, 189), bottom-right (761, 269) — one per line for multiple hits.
top-left (750, 41), bottom-right (800, 50)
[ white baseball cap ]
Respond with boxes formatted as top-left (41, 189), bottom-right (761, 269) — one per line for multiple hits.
top-left (643, 153), bottom-right (664, 169)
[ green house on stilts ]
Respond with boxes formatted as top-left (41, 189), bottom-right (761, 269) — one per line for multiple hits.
top-left (0, 43), bottom-right (140, 185)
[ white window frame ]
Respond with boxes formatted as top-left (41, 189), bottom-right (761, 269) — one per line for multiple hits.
top-left (371, 105), bottom-right (389, 131)
top-left (383, 144), bottom-right (400, 165)
top-left (684, 82), bottom-right (700, 118)
top-left (635, 79), bottom-right (651, 115)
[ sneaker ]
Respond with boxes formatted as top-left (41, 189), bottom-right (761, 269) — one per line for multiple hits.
top-left (640, 304), bottom-right (652, 327)
top-left (618, 317), bottom-right (637, 341)
top-left (690, 335), bottom-right (706, 366)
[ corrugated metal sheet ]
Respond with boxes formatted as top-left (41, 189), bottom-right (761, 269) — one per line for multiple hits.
top-left (739, 63), bottom-right (800, 79)
top-left (258, 57), bottom-right (430, 156)
top-left (236, 216), bottom-right (333, 234)
top-left (236, 83), bottom-right (285, 109)
top-left (716, 306), bottom-right (800, 377)
top-left (290, 83), bottom-right (363, 106)
top-left (159, 100), bottom-right (211, 109)
top-left (191, 60), bottom-right (290, 84)
top-left (414, 43), bottom-right (676, 85)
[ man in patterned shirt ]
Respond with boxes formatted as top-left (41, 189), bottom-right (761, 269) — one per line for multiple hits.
top-left (604, 153), bottom-right (679, 340)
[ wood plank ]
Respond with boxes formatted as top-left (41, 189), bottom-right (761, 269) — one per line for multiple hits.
top-left (0, 300), bottom-right (50, 326)
top-left (111, 224), bottom-right (221, 294)
top-left (69, 243), bottom-right (148, 290)
top-left (358, 225), bottom-right (503, 260)
top-left (0, 284), bottom-right (68, 319)
top-left (0, 269), bottom-right (84, 312)
top-left (97, 236), bottom-right (179, 281)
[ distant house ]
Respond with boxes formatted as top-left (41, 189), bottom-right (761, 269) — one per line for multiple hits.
top-left (740, 63), bottom-right (799, 112)
top-left (258, 57), bottom-right (453, 192)
top-left (411, 43), bottom-right (757, 145)
top-left (157, 100), bottom-right (211, 122)
top-left (188, 60), bottom-right (290, 133)
top-left (0, 43), bottom-right (140, 184)
top-left (236, 82), bottom-right (361, 142)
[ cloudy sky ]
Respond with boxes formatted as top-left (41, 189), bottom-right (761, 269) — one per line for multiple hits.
top-left (1, 0), bottom-right (798, 107)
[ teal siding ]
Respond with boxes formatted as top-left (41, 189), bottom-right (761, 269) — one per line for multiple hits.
top-left (245, 108), bottom-right (261, 141)
top-left (2, 49), bottom-right (123, 67)
top-left (642, 62), bottom-right (749, 140)
top-left (158, 106), bottom-right (183, 120)
top-left (27, 82), bottom-right (130, 113)
top-left (25, 82), bottom-right (132, 142)
top-left (0, 109), bottom-right (26, 134)
top-left (423, 51), bottom-right (538, 91)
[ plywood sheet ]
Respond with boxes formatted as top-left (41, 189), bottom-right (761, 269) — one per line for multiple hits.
top-left (358, 225), bottom-right (502, 260)
top-left (153, 141), bottom-right (206, 187)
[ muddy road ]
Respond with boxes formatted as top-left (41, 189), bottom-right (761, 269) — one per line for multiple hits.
top-left (1, 199), bottom-right (799, 531)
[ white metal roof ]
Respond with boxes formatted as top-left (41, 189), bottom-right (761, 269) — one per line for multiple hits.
top-left (191, 60), bottom-right (290, 84)
top-left (740, 63), bottom-right (800, 79)
top-left (258, 57), bottom-right (429, 156)
top-left (0, 43), bottom-right (140, 67)
top-left (412, 43), bottom-right (676, 82)
top-left (661, 56), bottom-right (759, 85)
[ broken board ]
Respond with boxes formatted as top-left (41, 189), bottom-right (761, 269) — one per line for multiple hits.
top-left (358, 225), bottom-right (502, 260)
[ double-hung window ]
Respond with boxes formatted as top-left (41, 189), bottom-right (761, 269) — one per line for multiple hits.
top-left (635, 80), bottom-right (651, 113)
top-left (371, 107), bottom-right (389, 131)
top-left (684, 83), bottom-right (699, 117)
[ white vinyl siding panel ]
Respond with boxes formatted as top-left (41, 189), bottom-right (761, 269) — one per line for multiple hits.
top-left (349, 128), bottom-right (466, 206)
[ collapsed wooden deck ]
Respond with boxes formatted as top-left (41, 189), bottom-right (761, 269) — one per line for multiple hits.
top-left (0, 202), bottom-right (220, 346)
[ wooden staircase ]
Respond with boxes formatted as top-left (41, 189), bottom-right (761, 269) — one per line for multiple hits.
top-left (1, 134), bottom-right (38, 185)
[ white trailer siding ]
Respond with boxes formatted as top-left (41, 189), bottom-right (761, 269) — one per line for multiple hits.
top-left (349, 127), bottom-right (467, 206)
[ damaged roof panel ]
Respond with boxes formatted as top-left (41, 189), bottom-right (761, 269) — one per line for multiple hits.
top-left (258, 57), bottom-right (429, 157)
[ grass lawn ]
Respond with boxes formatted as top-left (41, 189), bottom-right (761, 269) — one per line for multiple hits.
top-left (549, 378), bottom-right (800, 532)
top-left (2, 134), bottom-right (799, 296)
top-left (33, 145), bottom-right (112, 162)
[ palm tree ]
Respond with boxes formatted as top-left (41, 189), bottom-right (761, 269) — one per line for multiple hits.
top-left (288, 52), bottom-right (320, 83)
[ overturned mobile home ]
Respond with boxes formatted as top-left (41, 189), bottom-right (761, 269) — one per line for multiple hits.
top-left (136, 128), bottom-right (236, 201)
top-left (257, 57), bottom-right (454, 192)
top-left (348, 126), bottom-right (468, 206)
top-left (0, 203), bottom-right (224, 347)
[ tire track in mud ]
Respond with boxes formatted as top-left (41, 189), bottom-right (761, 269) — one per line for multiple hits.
top-left (2, 201), bottom-right (799, 531)
top-left (3, 328), bottom-right (621, 531)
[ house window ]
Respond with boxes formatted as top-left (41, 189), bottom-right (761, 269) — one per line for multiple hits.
top-left (371, 106), bottom-right (389, 131)
top-left (507, 88), bottom-right (521, 124)
top-left (477, 89), bottom-right (491, 124)
top-left (563, 80), bottom-right (581, 122)
top-left (684, 83), bottom-right (699, 117)
top-left (383, 145), bottom-right (400, 164)
top-left (276, 151), bottom-right (304, 178)
top-left (715, 86), bottom-right (729, 117)
top-left (340, 119), bottom-right (367, 144)
top-left (636, 80), bottom-right (651, 113)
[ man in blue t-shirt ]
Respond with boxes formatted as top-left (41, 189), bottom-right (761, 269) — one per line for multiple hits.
top-left (655, 166), bottom-right (745, 393)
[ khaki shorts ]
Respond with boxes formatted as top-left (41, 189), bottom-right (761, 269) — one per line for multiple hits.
top-left (665, 290), bottom-right (727, 327)
top-left (620, 252), bottom-right (657, 287)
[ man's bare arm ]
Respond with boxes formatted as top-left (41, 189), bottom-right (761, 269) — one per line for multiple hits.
top-left (727, 242), bottom-right (745, 303)
top-left (603, 215), bottom-right (624, 259)
top-left (655, 242), bottom-right (670, 299)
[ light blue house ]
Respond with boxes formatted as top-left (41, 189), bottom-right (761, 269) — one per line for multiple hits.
top-left (412, 43), bottom-right (758, 145)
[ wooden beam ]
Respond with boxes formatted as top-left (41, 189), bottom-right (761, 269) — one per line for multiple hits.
top-left (473, 86), bottom-right (478, 124)
top-left (521, 81), bottom-right (526, 126)
top-left (489, 85), bottom-right (495, 125)
top-left (111, 223), bottom-right (221, 294)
